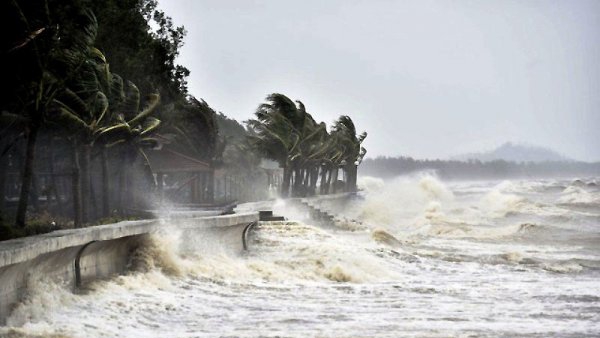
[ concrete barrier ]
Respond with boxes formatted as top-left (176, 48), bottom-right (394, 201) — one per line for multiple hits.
top-left (0, 194), bottom-right (355, 324)
top-left (0, 212), bottom-right (258, 324)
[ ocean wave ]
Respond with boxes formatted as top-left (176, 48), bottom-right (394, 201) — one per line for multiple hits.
top-left (241, 222), bottom-right (400, 283)
top-left (0, 329), bottom-right (71, 338)
top-left (4, 174), bottom-right (600, 338)
top-left (5, 279), bottom-right (78, 328)
top-left (542, 261), bottom-right (584, 274)
top-left (354, 176), bottom-right (563, 240)
top-left (557, 185), bottom-right (600, 207)
top-left (371, 228), bottom-right (403, 247)
top-left (406, 246), bottom-right (597, 275)
top-left (356, 174), bottom-right (454, 227)
top-left (419, 222), bottom-right (539, 240)
top-left (479, 183), bottom-right (533, 218)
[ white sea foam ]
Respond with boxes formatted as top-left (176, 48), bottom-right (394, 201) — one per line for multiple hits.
top-left (558, 185), bottom-right (600, 206)
top-left (3, 177), bottom-right (600, 338)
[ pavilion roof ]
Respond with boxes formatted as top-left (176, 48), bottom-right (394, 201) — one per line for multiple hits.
top-left (146, 147), bottom-right (210, 173)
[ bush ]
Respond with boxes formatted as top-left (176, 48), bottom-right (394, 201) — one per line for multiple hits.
top-left (0, 224), bottom-right (25, 241)
top-left (23, 222), bottom-right (58, 236)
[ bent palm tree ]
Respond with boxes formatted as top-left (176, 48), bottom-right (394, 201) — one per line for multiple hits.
top-left (332, 116), bottom-right (367, 192)
top-left (5, 7), bottom-right (98, 227)
top-left (162, 97), bottom-right (219, 202)
top-left (247, 94), bottom-right (310, 197)
top-left (95, 83), bottom-right (161, 214)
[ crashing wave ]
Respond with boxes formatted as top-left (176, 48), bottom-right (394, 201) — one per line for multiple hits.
top-left (558, 186), bottom-right (600, 207)
top-left (371, 228), bottom-right (403, 247)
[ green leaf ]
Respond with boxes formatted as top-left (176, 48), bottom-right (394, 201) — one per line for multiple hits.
top-left (127, 93), bottom-right (159, 125)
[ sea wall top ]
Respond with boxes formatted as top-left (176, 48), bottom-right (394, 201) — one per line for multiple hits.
top-left (0, 213), bottom-right (258, 269)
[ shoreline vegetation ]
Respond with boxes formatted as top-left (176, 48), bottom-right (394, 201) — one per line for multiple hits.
top-left (3, 1), bottom-right (596, 241)
top-left (360, 156), bottom-right (600, 180)
top-left (0, 0), bottom-right (366, 240)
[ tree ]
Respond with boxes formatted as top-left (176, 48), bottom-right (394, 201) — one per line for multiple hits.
top-left (87, 0), bottom-right (189, 103)
top-left (1, 1), bottom-right (98, 227)
top-left (96, 83), bottom-right (161, 214)
top-left (332, 116), bottom-right (367, 192)
top-left (247, 94), bottom-right (366, 197)
top-left (247, 94), bottom-right (304, 197)
top-left (161, 97), bottom-right (219, 203)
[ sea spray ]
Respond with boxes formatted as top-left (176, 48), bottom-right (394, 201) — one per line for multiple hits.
top-left (558, 185), bottom-right (600, 206)
top-left (242, 222), bottom-right (400, 283)
top-left (356, 173), bottom-right (454, 227)
top-left (6, 279), bottom-right (78, 327)
top-left (2, 177), bottom-right (599, 337)
top-left (480, 189), bottom-right (528, 218)
top-left (0, 328), bottom-right (71, 338)
top-left (354, 176), bottom-right (559, 241)
top-left (371, 228), bottom-right (402, 247)
top-left (129, 232), bottom-right (184, 276)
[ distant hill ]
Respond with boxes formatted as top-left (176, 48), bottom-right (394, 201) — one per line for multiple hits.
top-left (453, 142), bottom-right (571, 163)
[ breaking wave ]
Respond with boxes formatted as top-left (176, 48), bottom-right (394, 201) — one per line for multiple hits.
top-left (354, 175), bottom-right (556, 241)
top-left (558, 185), bottom-right (600, 207)
top-left (2, 175), bottom-right (600, 338)
top-left (356, 173), bottom-right (454, 227)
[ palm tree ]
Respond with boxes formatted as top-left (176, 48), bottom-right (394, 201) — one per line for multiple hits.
top-left (95, 83), bottom-right (161, 214)
top-left (247, 93), bottom-right (311, 197)
top-left (163, 97), bottom-right (219, 203)
top-left (318, 130), bottom-right (345, 195)
top-left (3, 5), bottom-right (98, 227)
top-left (332, 116), bottom-right (367, 192)
top-left (49, 47), bottom-right (123, 224)
top-left (288, 103), bottom-right (328, 197)
top-left (51, 49), bottom-right (160, 224)
top-left (247, 94), bottom-right (368, 197)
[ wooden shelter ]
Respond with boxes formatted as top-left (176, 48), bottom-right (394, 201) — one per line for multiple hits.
top-left (146, 147), bottom-right (214, 204)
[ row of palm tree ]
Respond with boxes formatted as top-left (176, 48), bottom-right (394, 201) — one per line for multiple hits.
top-left (1, 1), bottom-right (366, 233)
top-left (2, 8), bottom-right (165, 228)
top-left (247, 93), bottom-right (367, 198)
top-left (2, 1), bottom-right (230, 232)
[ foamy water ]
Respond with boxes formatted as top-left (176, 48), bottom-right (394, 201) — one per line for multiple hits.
top-left (2, 176), bottom-right (600, 337)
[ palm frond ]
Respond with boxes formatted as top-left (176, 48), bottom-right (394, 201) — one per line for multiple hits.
top-left (127, 93), bottom-right (159, 125)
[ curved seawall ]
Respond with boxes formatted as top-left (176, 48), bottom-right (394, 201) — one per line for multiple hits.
top-left (0, 213), bottom-right (258, 324)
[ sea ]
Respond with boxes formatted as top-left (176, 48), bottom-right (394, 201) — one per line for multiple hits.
top-left (2, 175), bottom-right (599, 337)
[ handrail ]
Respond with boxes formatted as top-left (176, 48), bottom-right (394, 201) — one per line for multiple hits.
top-left (74, 240), bottom-right (97, 287)
top-left (242, 221), bottom-right (258, 251)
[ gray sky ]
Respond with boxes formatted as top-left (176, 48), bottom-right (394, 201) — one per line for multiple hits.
top-left (158, 0), bottom-right (600, 161)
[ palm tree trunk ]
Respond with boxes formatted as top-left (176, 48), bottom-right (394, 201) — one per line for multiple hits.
top-left (303, 168), bottom-right (309, 197)
top-left (302, 168), bottom-right (310, 197)
top-left (325, 168), bottom-right (331, 194)
top-left (0, 156), bottom-right (7, 223)
top-left (15, 122), bottom-right (40, 227)
top-left (30, 173), bottom-right (40, 212)
top-left (207, 164), bottom-right (215, 203)
top-left (309, 167), bottom-right (319, 196)
top-left (199, 172), bottom-right (206, 203)
top-left (293, 167), bottom-right (303, 197)
top-left (48, 138), bottom-right (64, 215)
top-left (281, 166), bottom-right (291, 198)
top-left (89, 178), bottom-right (98, 220)
top-left (118, 162), bottom-right (126, 216)
top-left (80, 145), bottom-right (91, 223)
top-left (350, 164), bottom-right (358, 192)
top-left (330, 167), bottom-right (338, 193)
top-left (71, 141), bottom-right (82, 228)
top-left (319, 167), bottom-right (327, 195)
top-left (126, 163), bottom-right (134, 210)
top-left (191, 173), bottom-right (198, 203)
top-left (100, 148), bottom-right (110, 217)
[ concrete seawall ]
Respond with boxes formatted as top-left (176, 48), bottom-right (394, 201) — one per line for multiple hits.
top-left (0, 194), bottom-right (356, 324)
top-left (0, 213), bottom-right (258, 324)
